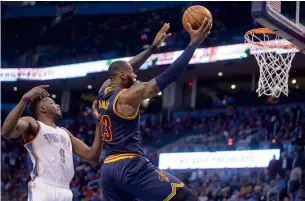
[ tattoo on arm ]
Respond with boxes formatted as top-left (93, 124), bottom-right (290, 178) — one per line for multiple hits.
top-left (120, 79), bottom-right (160, 107)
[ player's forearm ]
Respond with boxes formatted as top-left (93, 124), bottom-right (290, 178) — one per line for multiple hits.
top-left (86, 123), bottom-right (103, 164)
top-left (1, 99), bottom-right (27, 138)
top-left (128, 45), bottom-right (158, 71)
top-left (155, 42), bottom-right (197, 91)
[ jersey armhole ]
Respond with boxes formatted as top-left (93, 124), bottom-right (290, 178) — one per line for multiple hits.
top-left (113, 89), bottom-right (139, 120)
top-left (61, 127), bottom-right (73, 139)
top-left (23, 121), bottom-right (40, 145)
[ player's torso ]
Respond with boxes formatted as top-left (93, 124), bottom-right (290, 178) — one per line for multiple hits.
top-left (24, 121), bottom-right (74, 184)
top-left (97, 87), bottom-right (144, 156)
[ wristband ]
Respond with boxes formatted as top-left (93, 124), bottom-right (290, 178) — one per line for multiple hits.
top-left (189, 41), bottom-right (200, 48)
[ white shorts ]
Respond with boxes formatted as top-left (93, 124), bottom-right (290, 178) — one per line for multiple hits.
top-left (28, 177), bottom-right (72, 201)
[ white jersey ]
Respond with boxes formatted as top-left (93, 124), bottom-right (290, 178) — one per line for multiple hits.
top-left (24, 121), bottom-right (74, 185)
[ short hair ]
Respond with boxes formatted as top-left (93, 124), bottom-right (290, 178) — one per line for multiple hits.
top-left (108, 60), bottom-right (129, 79)
top-left (29, 96), bottom-right (42, 118)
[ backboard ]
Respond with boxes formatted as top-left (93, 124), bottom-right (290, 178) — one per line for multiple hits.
top-left (252, 1), bottom-right (305, 53)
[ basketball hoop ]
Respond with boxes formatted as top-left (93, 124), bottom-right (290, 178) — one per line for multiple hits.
top-left (244, 28), bottom-right (297, 98)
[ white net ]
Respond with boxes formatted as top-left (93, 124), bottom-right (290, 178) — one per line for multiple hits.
top-left (245, 29), bottom-right (296, 98)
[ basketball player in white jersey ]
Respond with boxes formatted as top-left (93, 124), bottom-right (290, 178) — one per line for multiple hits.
top-left (1, 85), bottom-right (103, 201)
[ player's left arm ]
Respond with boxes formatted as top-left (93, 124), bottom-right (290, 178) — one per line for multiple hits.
top-left (128, 23), bottom-right (171, 71)
top-left (98, 24), bottom-right (170, 94)
top-left (66, 101), bottom-right (103, 165)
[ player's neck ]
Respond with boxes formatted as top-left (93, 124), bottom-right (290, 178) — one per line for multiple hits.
top-left (37, 116), bottom-right (56, 128)
top-left (109, 82), bottom-right (123, 91)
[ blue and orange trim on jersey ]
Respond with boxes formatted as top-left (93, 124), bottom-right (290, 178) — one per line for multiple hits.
top-left (28, 181), bottom-right (33, 201)
top-left (104, 153), bottom-right (141, 163)
top-left (24, 123), bottom-right (41, 177)
top-left (25, 143), bottom-right (39, 176)
top-left (112, 89), bottom-right (139, 120)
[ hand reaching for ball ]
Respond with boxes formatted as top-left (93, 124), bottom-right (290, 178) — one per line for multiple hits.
top-left (186, 18), bottom-right (212, 45)
top-left (152, 23), bottom-right (171, 48)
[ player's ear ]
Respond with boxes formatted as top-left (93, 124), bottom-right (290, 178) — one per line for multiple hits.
top-left (39, 105), bottom-right (47, 114)
top-left (120, 71), bottom-right (127, 80)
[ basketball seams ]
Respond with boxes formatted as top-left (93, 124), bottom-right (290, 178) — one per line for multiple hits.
top-left (182, 5), bottom-right (212, 31)
top-left (190, 8), bottom-right (211, 19)
top-left (186, 9), bottom-right (201, 29)
top-left (190, 6), bottom-right (211, 20)
top-left (183, 13), bottom-right (193, 30)
top-left (182, 14), bottom-right (188, 29)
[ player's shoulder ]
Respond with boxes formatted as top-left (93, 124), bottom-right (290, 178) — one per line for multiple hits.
top-left (20, 116), bottom-right (38, 128)
top-left (60, 127), bottom-right (73, 138)
top-left (20, 116), bottom-right (40, 141)
top-left (98, 87), bottom-right (114, 99)
top-left (20, 116), bottom-right (35, 122)
top-left (99, 79), bottom-right (111, 94)
top-left (119, 82), bottom-right (148, 100)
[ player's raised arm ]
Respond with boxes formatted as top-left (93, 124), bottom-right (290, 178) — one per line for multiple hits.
top-left (66, 101), bottom-right (103, 165)
top-left (1, 86), bottom-right (49, 139)
top-left (128, 23), bottom-right (171, 71)
top-left (98, 24), bottom-right (171, 94)
top-left (119, 19), bottom-right (212, 107)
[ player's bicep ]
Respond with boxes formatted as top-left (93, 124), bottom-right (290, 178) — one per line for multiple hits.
top-left (142, 79), bottom-right (160, 99)
top-left (120, 79), bottom-right (160, 106)
top-left (10, 117), bottom-right (34, 139)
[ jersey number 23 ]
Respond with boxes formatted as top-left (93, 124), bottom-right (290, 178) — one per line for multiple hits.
top-left (101, 115), bottom-right (112, 141)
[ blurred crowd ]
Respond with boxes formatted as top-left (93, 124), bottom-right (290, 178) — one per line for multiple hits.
top-left (2, 102), bottom-right (305, 201)
top-left (2, 2), bottom-right (257, 68)
top-left (141, 104), bottom-right (304, 150)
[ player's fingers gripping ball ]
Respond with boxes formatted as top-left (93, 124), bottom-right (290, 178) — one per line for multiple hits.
top-left (182, 5), bottom-right (213, 32)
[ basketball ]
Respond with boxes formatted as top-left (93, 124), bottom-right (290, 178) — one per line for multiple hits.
top-left (182, 5), bottom-right (212, 31)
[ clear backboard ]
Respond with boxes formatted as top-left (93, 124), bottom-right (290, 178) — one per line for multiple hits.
top-left (252, 1), bottom-right (305, 53)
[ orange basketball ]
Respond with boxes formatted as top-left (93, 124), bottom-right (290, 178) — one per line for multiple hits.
top-left (182, 5), bottom-right (212, 31)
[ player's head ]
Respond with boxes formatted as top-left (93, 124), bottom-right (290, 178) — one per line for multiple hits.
top-left (108, 60), bottom-right (137, 88)
top-left (29, 96), bottom-right (62, 120)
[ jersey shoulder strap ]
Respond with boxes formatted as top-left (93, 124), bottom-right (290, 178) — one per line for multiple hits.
top-left (98, 87), bottom-right (112, 99)
top-left (111, 88), bottom-right (139, 120)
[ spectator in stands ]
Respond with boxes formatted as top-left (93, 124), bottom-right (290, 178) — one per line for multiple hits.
top-left (292, 131), bottom-right (305, 154)
top-left (292, 151), bottom-right (302, 169)
top-left (268, 155), bottom-right (279, 179)
top-left (279, 152), bottom-right (292, 176)
top-left (289, 164), bottom-right (303, 193)
top-left (197, 191), bottom-right (208, 201)
top-left (271, 136), bottom-right (284, 153)
top-left (275, 173), bottom-right (286, 191)
top-left (228, 190), bottom-right (240, 201)
top-left (249, 135), bottom-right (260, 150)
top-left (295, 188), bottom-right (305, 201)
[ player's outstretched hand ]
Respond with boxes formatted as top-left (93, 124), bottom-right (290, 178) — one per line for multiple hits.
top-left (152, 23), bottom-right (171, 48)
top-left (186, 18), bottom-right (212, 45)
top-left (92, 100), bottom-right (100, 121)
top-left (22, 85), bottom-right (49, 102)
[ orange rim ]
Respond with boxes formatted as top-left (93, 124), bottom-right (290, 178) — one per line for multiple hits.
top-left (244, 28), bottom-right (295, 50)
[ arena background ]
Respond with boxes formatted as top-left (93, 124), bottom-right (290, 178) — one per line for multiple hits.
top-left (1, 1), bottom-right (305, 201)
